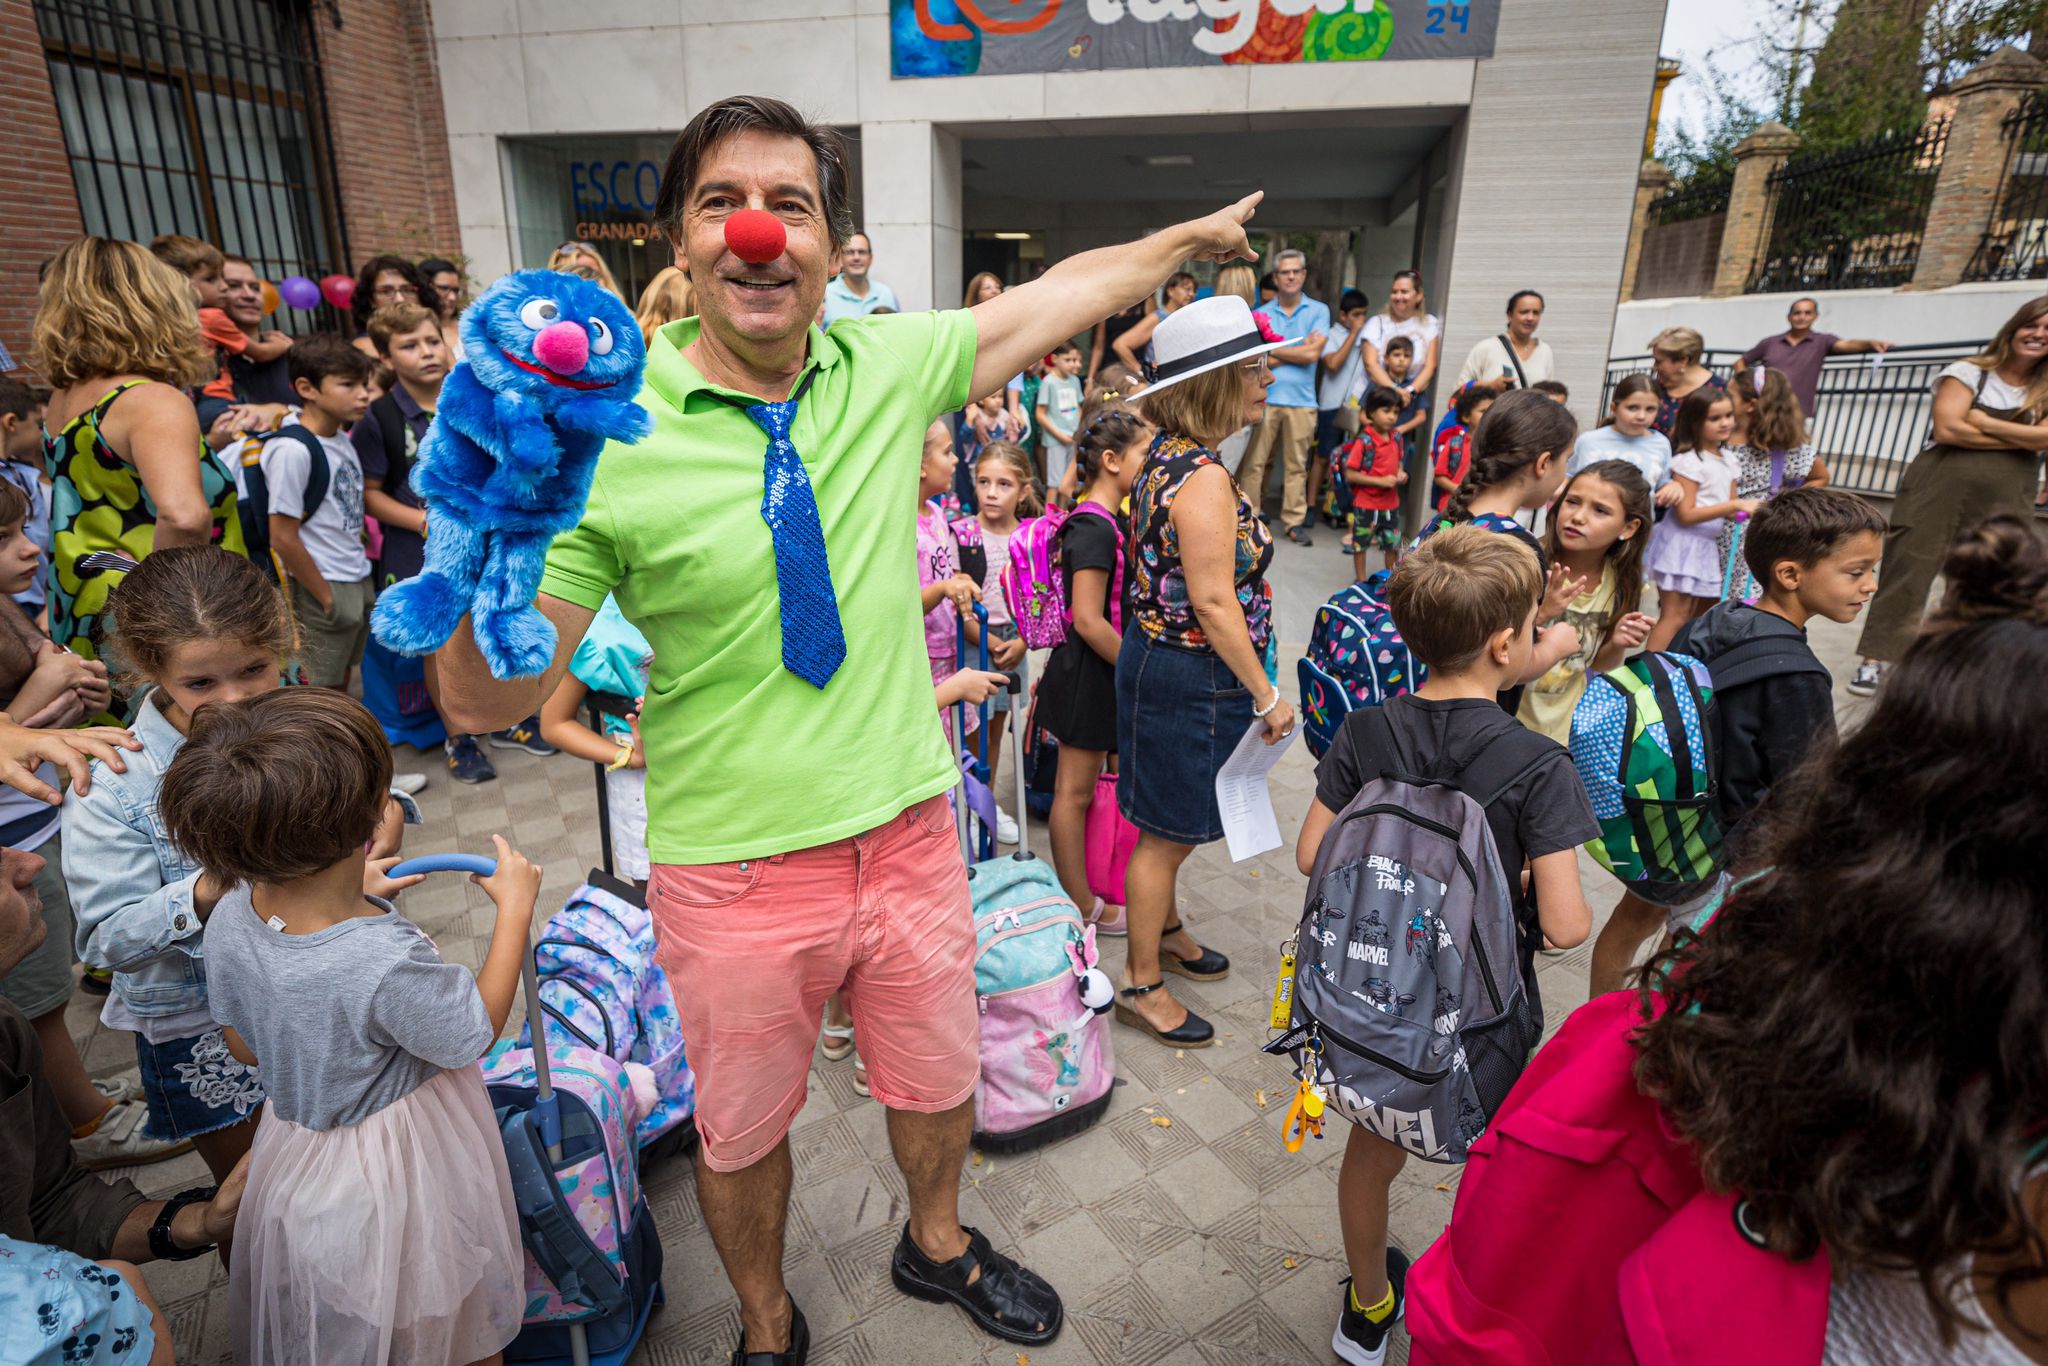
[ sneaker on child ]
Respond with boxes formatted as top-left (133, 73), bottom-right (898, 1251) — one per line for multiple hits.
top-left (1847, 660), bottom-right (1885, 696)
top-left (490, 716), bottom-right (557, 755)
top-left (390, 771), bottom-right (428, 796)
top-left (1333, 1246), bottom-right (1410, 1366)
top-left (444, 734), bottom-right (497, 784)
top-left (71, 1099), bottom-right (194, 1171)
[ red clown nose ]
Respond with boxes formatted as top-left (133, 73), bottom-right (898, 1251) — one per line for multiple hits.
top-left (725, 209), bottom-right (786, 264)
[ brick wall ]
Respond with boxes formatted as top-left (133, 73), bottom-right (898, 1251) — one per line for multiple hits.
top-left (310, 0), bottom-right (462, 269)
top-left (0, 0), bottom-right (85, 375)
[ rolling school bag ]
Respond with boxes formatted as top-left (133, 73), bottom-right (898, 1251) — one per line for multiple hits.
top-left (953, 606), bottom-right (1116, 1152)
top-left (520, 872), bottom-right (697, 1161)
top-left (1270, 707), bottom-right (1554, 1165)
top-left (1297, 572), bottom-right (1424, 760)
top-left (485, 917), bottom-right (666, 1366)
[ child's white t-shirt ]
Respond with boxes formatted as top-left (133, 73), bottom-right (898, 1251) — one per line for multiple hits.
top-left (260, 428), bottom-right (369, 584)
top-left (1038, 374), bottom-right (1083, 448)
top-left (1568, 425), bottom-right (1673, 489)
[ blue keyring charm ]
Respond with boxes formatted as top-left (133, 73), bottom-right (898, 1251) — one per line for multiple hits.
top-left (388, 853), bottom-right (498, 878)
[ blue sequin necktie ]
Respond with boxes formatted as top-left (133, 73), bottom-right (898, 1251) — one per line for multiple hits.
top-left (713, 370), bottom-right (846, 690)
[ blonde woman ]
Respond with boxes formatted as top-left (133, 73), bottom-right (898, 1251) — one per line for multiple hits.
top-left (32, 237), bottom-right (245, 660)
top-left (547, 242), bottom-right (625, 298)
top-left (1116, 296), bottom-right (1293, 1048)
top-left (1647, 325), bottom-right (1724, 436)
top-left (634, 265), bottom-right (695, 344)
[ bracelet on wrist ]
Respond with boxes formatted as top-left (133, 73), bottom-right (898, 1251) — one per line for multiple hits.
top-left (605, 739), bottom-right (636, 773)
top-left (1253, 689), bottom-right (1282, 718)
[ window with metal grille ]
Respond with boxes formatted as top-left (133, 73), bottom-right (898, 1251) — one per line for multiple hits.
top-left (34, 0), bottom-right (348, 330)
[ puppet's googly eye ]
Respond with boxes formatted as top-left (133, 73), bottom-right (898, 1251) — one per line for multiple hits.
top-left (518, 298), bottom-right (560, 329)
top-left (588, 317), bottom-right (614, 356)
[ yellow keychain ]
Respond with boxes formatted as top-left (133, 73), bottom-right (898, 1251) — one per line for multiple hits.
top-left (1283, 1076), bottom-right (1326, 1153)
top-left (1268, 946), bottom-right (1297, 1031)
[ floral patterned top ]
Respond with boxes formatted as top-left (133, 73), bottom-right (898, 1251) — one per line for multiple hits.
top-left (44, 380), bottom-right (245, 661)
top-left (1127, 431), bottom-right (1273, 653)
top-left (1652, 372), bottom-right (1727, 439)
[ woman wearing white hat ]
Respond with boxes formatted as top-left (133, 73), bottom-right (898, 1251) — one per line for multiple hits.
top-left (1114, 295), bottom-right (1297, 1047)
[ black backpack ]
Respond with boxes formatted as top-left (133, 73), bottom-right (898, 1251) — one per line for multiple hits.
top-left (236, 423), bottom-right (330, 579)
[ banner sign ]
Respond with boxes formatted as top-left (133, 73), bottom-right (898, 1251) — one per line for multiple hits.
top-left (891, 0), bottom-right (1495, 79)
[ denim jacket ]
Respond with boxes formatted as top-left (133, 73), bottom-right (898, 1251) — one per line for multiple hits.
top-left (63, 691), bottom-right (207, 1020)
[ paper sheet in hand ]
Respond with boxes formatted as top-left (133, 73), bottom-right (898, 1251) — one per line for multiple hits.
top-left (1215, 717), bottom-right (1299, 862)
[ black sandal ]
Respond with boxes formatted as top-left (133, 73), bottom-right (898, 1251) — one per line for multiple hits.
top-left (1159, 920), bottom-right (1231, 981)
top-left (1113, 979), bottom-right (1214, 1047)
top-left (729, 1296), bottom-right (809, 1366)
top-left (891, 1223), bottom-right (1063, 1345)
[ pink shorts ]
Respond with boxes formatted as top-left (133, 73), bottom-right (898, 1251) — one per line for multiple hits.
top-left (648, 795), bottom-right (980, 1172)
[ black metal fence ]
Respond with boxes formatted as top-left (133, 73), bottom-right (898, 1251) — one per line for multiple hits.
top-left (1748, 120), bottom-right (1950, 294)
top-left (1654, 172), bottom-right (1733, 227)
top-left (34, 0), bottom-right (349, 334)
top-left (1601, 339), bottom-right (1986, 498)
top-left (1964, 91), bottom-right (2048, 283)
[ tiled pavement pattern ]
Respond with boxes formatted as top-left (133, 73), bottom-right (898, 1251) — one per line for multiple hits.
top-left (80, 532), bottom-right (1879, 1365)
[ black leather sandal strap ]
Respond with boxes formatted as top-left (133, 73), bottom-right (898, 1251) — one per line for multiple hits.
top-left (1119, 980), bottom-right (1164, 998)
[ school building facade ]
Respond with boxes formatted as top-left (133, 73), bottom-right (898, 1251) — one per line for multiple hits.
top-left (432, 0), bottom-right (1667, 420)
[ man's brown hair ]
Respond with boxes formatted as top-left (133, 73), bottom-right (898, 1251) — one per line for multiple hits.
top-left (149, 233), bottom-right (225, 276)
top-left (653, 96), bottom-right (854, 246)
top-left (1388, 524), bottom-right (1543, 673)
top-left (158, 689), bottom-right (391, 885)
top-left (366, 301), bottom-right (439, 356)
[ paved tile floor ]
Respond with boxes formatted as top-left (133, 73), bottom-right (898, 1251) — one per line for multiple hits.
top-left (79, 529), bottom-right (1877, 1365)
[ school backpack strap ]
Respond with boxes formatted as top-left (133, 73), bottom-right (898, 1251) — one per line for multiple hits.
top-left (270, 423), bottom-right (333, 524)
top-left (1703, 635), bottom-right (1832, 692)
top-left (370, 393), bottom-right (411, 493)
top-left (496, 1103), bottom-right (630, 1316)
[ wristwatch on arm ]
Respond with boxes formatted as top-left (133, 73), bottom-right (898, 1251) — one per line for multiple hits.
top-left (148, 1185), bottom-right (219, 1261)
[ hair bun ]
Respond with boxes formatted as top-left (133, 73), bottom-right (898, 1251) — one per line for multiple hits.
top-left (1932, 515), bottom-right (2048, 629)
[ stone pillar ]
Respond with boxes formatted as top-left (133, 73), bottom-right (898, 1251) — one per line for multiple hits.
top-left (860, 120), bottom-right (961, 315)
top-left (1910, 45), bottom-right (2048, 290)
top-left (1709, 121), bottom-right (1801, 298)
top-left (1621, 160), bottom-right (1674, 302)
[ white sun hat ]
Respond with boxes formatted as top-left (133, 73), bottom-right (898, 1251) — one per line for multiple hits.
top-left (1136, 294), bottom-right (1288, 395)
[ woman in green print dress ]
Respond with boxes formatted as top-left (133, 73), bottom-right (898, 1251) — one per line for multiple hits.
top-left (32, 238), bottom-right (245, 662)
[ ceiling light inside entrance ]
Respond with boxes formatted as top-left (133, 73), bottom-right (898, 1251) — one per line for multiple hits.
top-left (1141, 154), bottom-right (1194, 167)
top-left (992, 231), bottom-right (1031, 240)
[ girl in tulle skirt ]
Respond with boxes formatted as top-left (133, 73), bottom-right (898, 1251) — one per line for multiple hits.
top-left (158, 687), bottom-right (545, 1366)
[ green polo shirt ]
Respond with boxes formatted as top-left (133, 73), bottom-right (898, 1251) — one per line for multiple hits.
top-left (540, 310), bottom-right (977, 864)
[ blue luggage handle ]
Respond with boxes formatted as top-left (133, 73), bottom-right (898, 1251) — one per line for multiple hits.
top-left (388, 852), bottom-right (499, 878)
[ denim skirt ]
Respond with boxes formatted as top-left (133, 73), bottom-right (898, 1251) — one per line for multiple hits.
top-left (135, 1026), bottom-right (266, 1141)
top-left (1115, 626), bottom-right (1255, 846)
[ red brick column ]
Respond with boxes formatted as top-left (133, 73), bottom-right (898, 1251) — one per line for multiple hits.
top-left (1910, 45), bottom-right (2047, 291)
top-left (309, 0), bottom-right (462, 270)
top-left (0, 0), bottom-right (85, 375)
top-left (1709, 122), bottom-right (1801, 298)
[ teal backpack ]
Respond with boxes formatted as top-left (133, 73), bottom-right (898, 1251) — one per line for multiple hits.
top-left (1569, 652), bottom-right (1725, 906)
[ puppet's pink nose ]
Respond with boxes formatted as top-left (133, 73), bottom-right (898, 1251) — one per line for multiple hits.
top-left (533, 321), bottom-right (589, 373)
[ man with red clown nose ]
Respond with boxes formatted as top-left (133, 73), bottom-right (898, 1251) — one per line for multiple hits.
top-left (432, 94), bottom-right (1260, 1366)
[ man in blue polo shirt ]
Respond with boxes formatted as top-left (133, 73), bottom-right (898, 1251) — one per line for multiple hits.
top-left (820, 231), bottom-right (899, 324)
top-left (1235, 248), bottom-right (1329, 544)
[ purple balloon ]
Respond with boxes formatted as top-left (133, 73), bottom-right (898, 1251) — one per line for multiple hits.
top-left (278, 275), bottom-right (321, 311)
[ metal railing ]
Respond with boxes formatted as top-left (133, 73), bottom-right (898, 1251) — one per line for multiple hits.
top-left (1654, 171), bottom-right (1733, 227)
top-left (1748, 119), bottom-right (1951, 294)
top-left (1601, 339), bottom-right (1986, 498)
top-left (34, 0), bottom-right (349, 333)
top-left (1964, 91), bottom-right (2048, 283)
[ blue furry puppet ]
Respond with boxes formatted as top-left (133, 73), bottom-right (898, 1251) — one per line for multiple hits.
top-left (371, 270), bottom-right (651, 678)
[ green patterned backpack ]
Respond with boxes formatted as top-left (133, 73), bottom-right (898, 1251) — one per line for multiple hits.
top-left (1568, 652), bottom-right (1724, 906)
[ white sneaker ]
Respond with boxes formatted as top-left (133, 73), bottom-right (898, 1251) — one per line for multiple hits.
top-left (91, 1075), bottom-right (141, 1106)
top-left (391, 772), bottom-right (429, 795)
top-left (71, 1099), bottom-right (193, 1171)
top-left (997, 810), bottom-right (1019, 845)
top-left (1847, 661), bottom-right (1884, 697)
